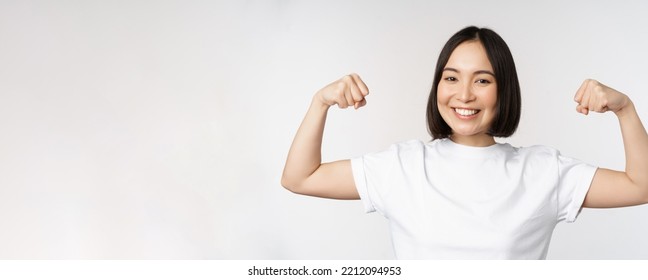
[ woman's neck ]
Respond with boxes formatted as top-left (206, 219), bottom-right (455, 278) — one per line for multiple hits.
top-left (449, 134), bottom-right (496, 147)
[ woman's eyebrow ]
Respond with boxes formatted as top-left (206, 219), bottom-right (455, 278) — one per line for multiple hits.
top-left (443, 67), bottom-right (460, 73)
top-left (474, 70), bottom-right (496, 77)
top-left (443, 67), bottom-right (495, 77)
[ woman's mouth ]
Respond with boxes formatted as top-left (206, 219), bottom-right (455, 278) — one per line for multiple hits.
top-left (453, 108), bottom-right (480, 118)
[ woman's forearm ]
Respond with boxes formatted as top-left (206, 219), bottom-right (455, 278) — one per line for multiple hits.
top-left (281, 98), bottom-right (330, 191)
top-left (615, 101), bottom-right (648, 188)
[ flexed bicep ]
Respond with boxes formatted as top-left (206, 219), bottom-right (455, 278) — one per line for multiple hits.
top-left (295, 160), bottom-right (360, 200)
top-left (281, 74), bottom-right (369, 200)
top-left (574, 79), bottom-right (648, 208)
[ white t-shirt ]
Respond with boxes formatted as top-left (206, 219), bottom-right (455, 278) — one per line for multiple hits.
top-left (351, 138), bottom-right (597, 259)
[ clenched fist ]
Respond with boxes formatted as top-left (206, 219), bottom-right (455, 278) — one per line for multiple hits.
top-left (315, 73), bottom-right (369, 109)
top-left (574, 79), bottom-right (630, 115)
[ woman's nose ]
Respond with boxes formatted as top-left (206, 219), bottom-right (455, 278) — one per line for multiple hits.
top-left (455, 83), bottom-right (476, 102)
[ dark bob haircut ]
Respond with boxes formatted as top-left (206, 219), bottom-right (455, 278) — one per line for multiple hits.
top-left (426, 26), bottom-right (521, 139)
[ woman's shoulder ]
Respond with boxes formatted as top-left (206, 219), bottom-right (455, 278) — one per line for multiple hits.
top-left (387, 139), bottom-right (562, 158)
top-left (509, 144), bottom-right (563, 161)
top-left (360, 139), bottom-right (427, 159)
top-left (514, 144), bottom-right (559, 153)
top-left (387, 139), bottom-right (428, 150)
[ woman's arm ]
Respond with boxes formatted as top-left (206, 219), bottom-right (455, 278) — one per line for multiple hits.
top-left (281, 74), bottom-right (369, 199)
top-left (574, 79), bottom-right (648, 207)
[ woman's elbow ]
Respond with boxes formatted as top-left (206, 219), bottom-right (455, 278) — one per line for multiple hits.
top-left (280, 174), bottom-right (302, 193)
top-left (280, 176), bottom-right (292, 190)
top-left (641, 185), bottom-right (648, 205)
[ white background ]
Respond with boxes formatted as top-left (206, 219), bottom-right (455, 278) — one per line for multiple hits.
top-left (0, 0), bottom-right (647, 259)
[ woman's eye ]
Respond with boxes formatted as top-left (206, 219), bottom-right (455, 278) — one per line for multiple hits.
top-left (476, 79), bottom-right (491, 84)
top-left (444, 77), bottom-right (457, 82)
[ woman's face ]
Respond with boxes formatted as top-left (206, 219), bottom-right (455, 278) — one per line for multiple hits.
top-left (437, 40), bottom-right (498, 146)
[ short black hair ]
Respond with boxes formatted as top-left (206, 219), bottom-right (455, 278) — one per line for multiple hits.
top-left (426, 26), bottom-right (521, 139)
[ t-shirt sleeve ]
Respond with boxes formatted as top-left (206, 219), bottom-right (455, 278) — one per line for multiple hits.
top-left (350, 145), bottom-right (395, 215)
top-left (350, 155), bottom-right (376, 214)
top-left (350, 140), bottom-right (422, 216)
top-left (556, 152), bottom-right (598, 223)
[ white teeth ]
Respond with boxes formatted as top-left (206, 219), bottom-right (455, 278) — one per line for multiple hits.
top-left (455, 108), bottom-right (478, 116)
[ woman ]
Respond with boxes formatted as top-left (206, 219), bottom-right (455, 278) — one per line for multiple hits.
top-left (281, 26), bottom-right (648, 259)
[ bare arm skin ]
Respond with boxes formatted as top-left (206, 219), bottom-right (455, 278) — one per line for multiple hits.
top-left (281, 74), bottom-right (369, 199)
top-left (573, 79), bottom-right (648, 207)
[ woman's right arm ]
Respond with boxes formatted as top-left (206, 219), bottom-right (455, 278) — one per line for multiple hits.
top-left (281, 74), bottom-right (369, 199)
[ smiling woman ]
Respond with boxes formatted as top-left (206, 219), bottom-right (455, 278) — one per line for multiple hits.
top-left (428, 27), bottom-right (521, 146)
top-left (280, 26), bottom-right (648, 259)
top-left (436, 41), bottom-right (499, 147)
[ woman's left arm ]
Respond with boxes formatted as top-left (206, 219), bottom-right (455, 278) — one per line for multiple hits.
top-left (574, 79), bottom-right (648, 208)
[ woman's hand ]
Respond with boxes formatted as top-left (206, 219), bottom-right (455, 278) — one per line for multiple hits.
top-left (315, 73), bottom-right (369, 109)
top-left (574, 79), bottom-right (631, 116)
